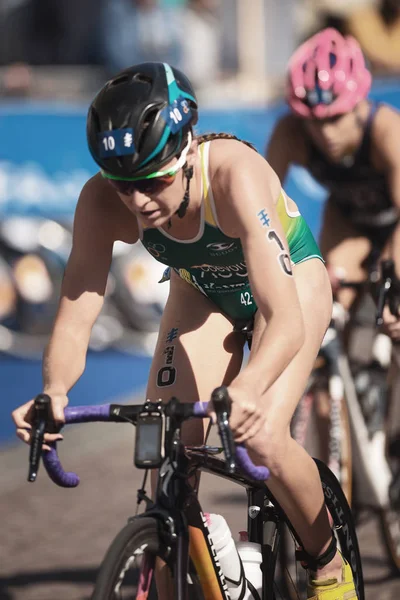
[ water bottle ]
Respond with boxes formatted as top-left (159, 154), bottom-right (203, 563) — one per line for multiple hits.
top-left (207, 514), bottom-right (261, 599)
top-left (236, 531), bottom-right (263, 600)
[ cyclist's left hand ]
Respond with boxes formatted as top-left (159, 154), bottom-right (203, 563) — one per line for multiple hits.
top-left (382, 305), bottom-right (400, 341)
top-left (226, 382), bottom-right (265, 444)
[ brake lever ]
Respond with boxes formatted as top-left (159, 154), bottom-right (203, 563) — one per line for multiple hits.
top-left (211, 385), bottom-right (236, 473)
top-left (28, 393), bottom-right (51, 482)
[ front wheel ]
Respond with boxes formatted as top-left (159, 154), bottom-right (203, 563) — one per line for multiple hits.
top-left (91, 516), bottom-right (203, 600)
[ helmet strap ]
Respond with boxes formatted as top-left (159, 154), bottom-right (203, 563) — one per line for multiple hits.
top-left (176, 164), bottom-right (194, 219)
top-left (166, 164), bottom-right (194, 229)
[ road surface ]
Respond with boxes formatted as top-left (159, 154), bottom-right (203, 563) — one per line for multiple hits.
top-left (1, 396), bottom-right (399, 600)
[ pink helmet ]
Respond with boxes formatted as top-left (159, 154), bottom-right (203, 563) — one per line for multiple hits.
top-left (287, 28), bottom-right (372, 119)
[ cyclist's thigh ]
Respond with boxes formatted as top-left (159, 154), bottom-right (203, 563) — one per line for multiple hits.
top-left (248, 258), bottom-right (332, 451)
top-left (319, 200), bottom-right (371, 311)
top-left (146, 270), bottom-right (244, 444)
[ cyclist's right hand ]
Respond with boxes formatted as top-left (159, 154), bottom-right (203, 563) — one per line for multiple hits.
top-left (12, 393), bottom-right (67, 450)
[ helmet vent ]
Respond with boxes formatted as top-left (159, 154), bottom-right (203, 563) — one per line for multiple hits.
top-left (132, 73), bottom-right (152, 85)
top-left (136, 107), bottom-right (160, 151)
top-left (110, 74), bottom-right (131, 87)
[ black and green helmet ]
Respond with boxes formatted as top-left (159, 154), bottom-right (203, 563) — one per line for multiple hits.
top-left (86, 62), bottom-right (198, 179)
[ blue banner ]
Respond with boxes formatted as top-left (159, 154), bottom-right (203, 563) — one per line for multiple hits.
top-left (2, 79), bottom-right (399, 234)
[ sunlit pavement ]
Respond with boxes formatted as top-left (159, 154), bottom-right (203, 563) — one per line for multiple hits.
top-left (1, 398), bottom-right (399, 600)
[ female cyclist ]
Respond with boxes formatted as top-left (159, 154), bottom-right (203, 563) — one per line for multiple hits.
top-left (12, 62), bottom-right (355, 598)
top-left (266, 27), bottom-right (400, 339)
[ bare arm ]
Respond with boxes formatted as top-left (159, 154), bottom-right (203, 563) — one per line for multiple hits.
top-left (265, 114), bottom-right (307, 185)
top-left (42, 176), bottom-right (135, 407)
top-left (215, 143), bottom-right (305, 396)
top-left (13, 176), bottom-right (138, 439)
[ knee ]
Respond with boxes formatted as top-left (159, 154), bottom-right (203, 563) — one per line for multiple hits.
top-left (247, 426), bottom-right (291, 479)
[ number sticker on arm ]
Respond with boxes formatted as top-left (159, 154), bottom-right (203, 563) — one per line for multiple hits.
top-left (267, 230), bottom-right (293, 277)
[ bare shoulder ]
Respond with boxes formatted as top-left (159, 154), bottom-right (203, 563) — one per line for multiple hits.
top-left (208, 137), bottom-right (280, 196)
top-left (207, 136), bottom-right (273, 171)
top-left (270, 112), bottom-right (303, 139)
top-left (264, 113), bottom-right (307, 182)
top-left (76, 173), bottom-right (139, 245)
top-left (206, 138), bottom-right (281, 236)
top-left (267, 113), bottom-right (306, 155)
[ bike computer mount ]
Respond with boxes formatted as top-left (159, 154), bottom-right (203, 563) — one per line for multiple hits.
top-left (134, 400), bottom-right (165, 469)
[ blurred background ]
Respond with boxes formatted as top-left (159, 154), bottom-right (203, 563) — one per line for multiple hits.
top-left (2, 1), bottom-right (400, 597)
top-left (3, 0), bottom-right (400, 440)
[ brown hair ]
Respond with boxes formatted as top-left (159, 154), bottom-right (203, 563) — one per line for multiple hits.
top-left (196, 132), bottom-right (258, 153)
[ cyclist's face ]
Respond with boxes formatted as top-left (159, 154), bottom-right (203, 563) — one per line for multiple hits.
top-left (110, 156), bottom-right (186, 227)
top-left (304, 111), bottom-right (358, 161)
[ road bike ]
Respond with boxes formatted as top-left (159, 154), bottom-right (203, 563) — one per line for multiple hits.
top-left (291, 257), bottom-right (400, 572)
top-left (28, 386), bottom-right (364, 599)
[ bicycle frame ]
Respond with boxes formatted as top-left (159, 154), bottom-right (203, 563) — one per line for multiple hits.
top-left (138, 427), bottom-right (290, 600)
top-left (27, 393), bottom-right (364, 599)
top-left (337, 268), bottom-right (394, 508)
top-left (336, 344), bottom-right (392, 508)
top-left (307, 297), bottom-right (392, 508)
top-left (295, 248), bottom-right (400, 510)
